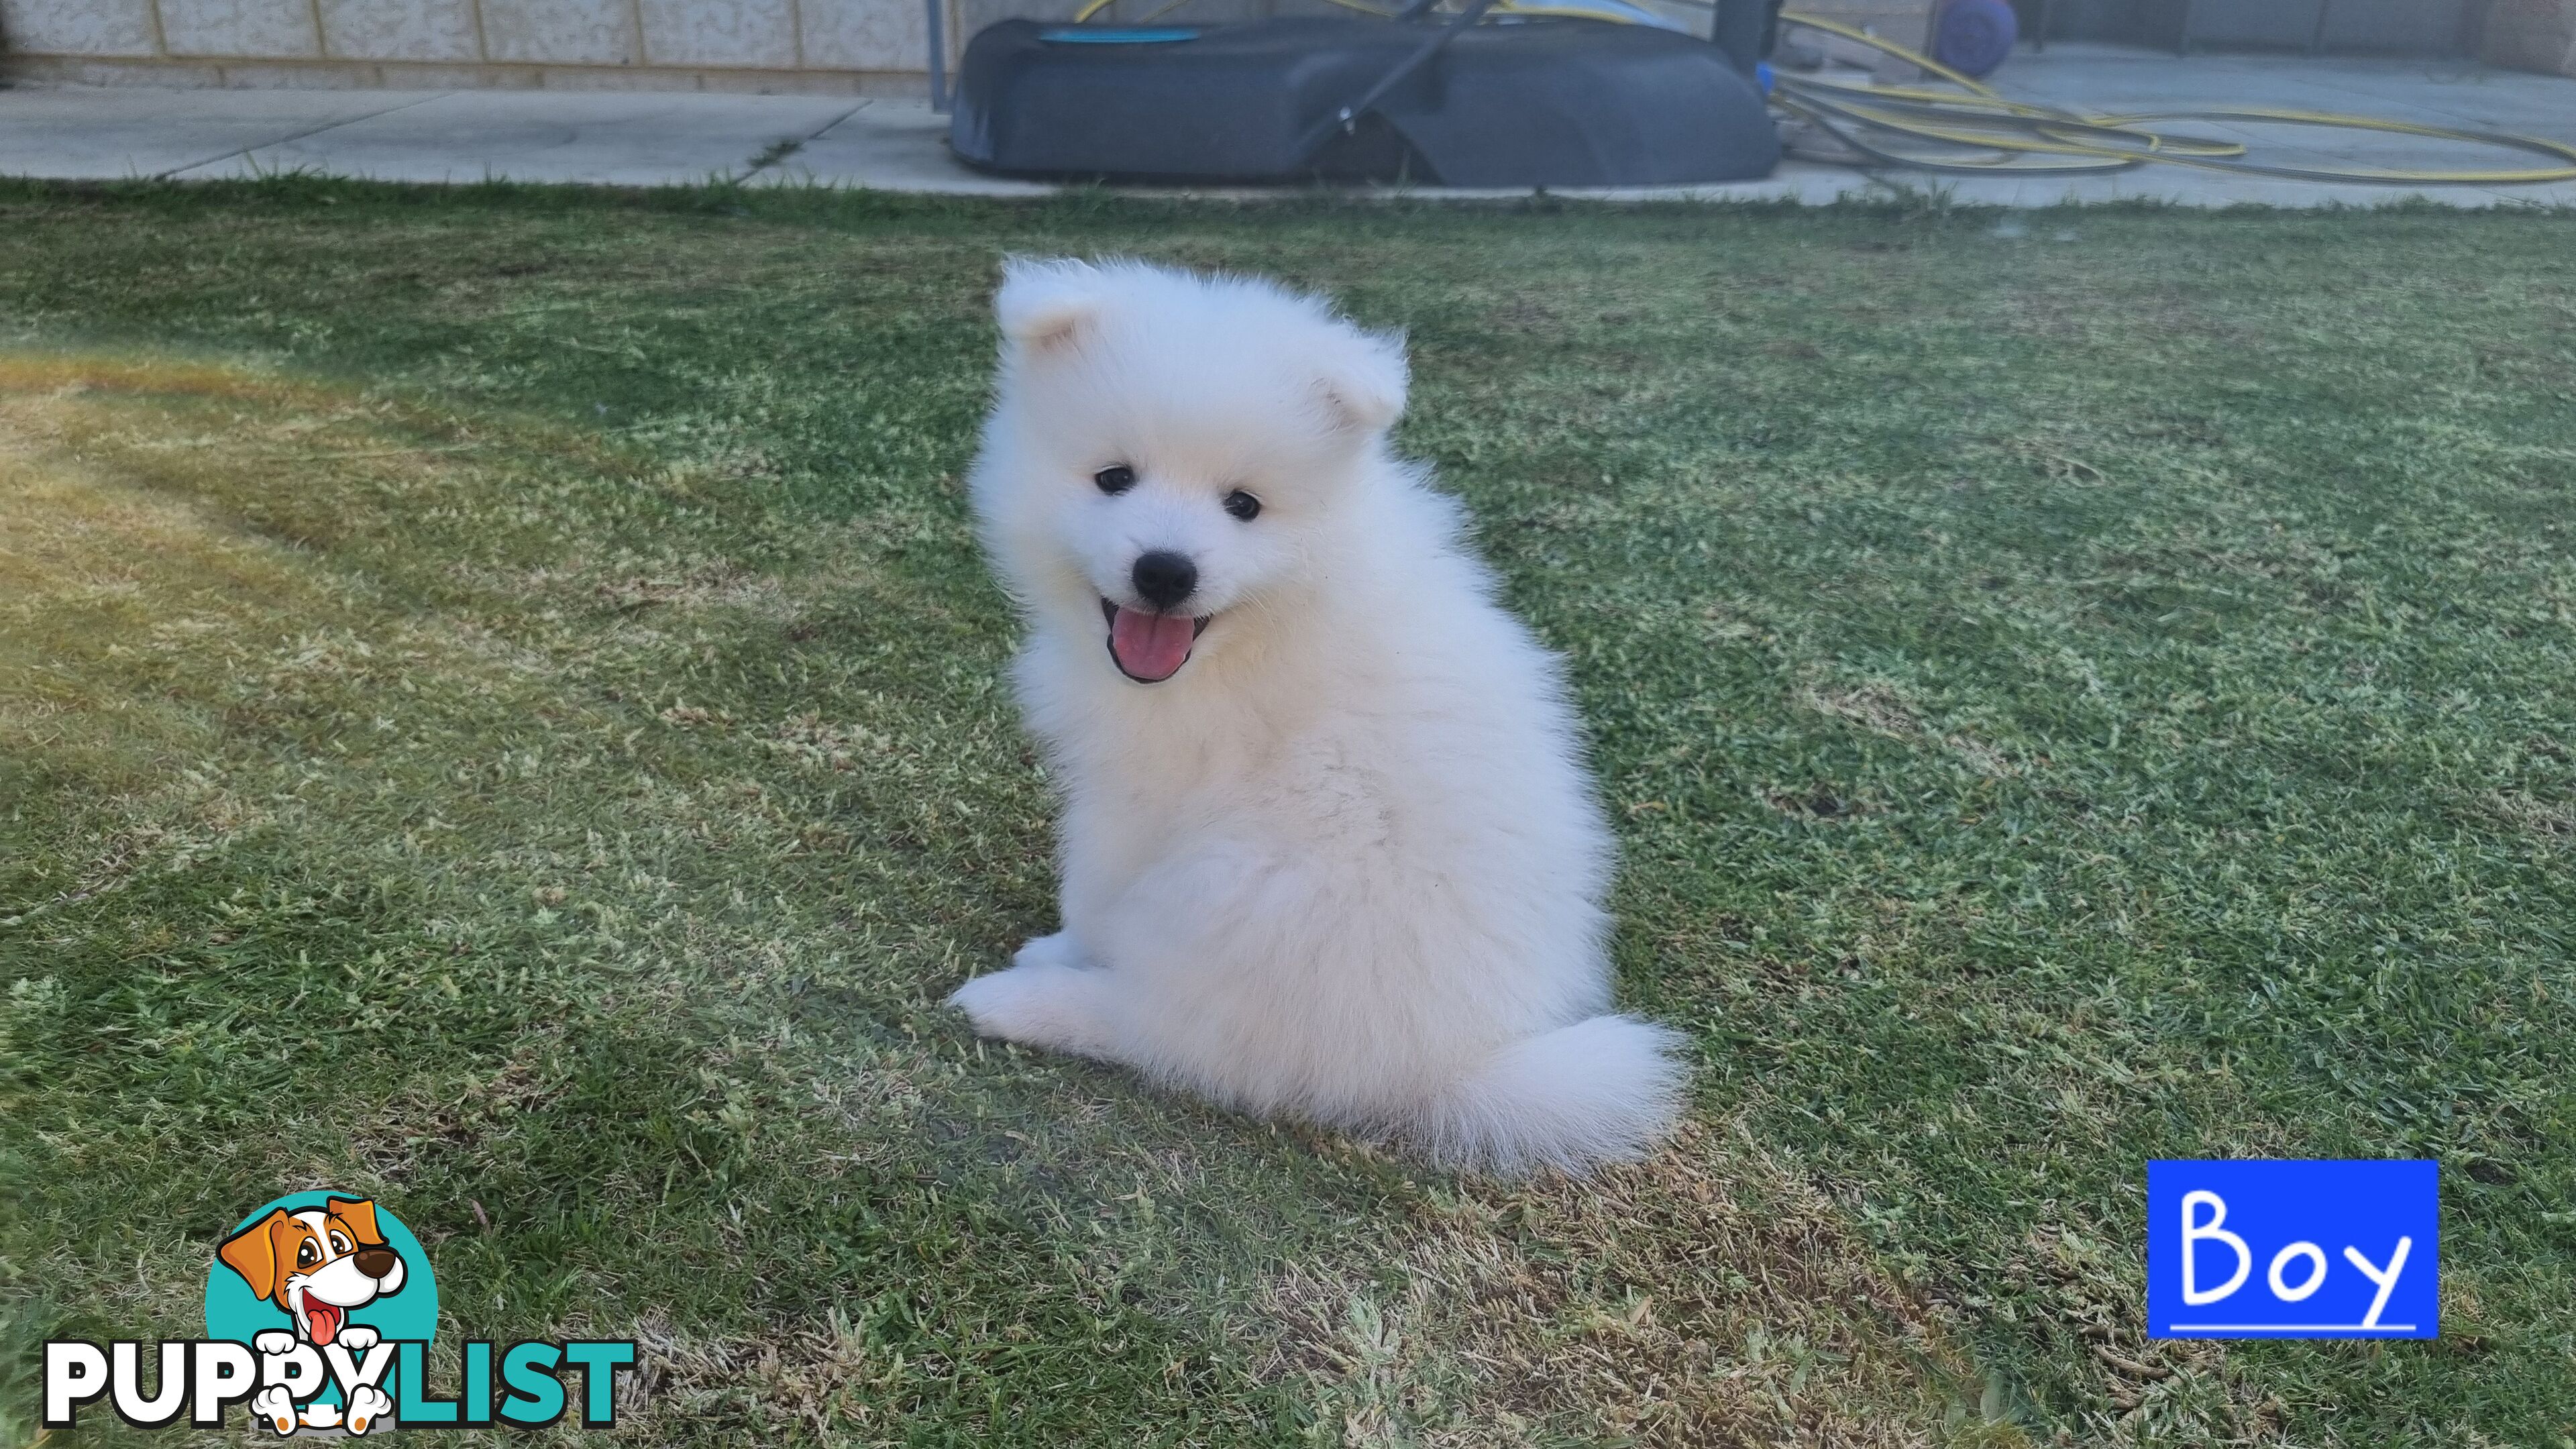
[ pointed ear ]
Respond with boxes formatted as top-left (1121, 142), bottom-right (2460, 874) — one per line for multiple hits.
top-left (995, 256), bottom-right (1104, 354)
top-left (219, 1210), bottom-right (289, 1298)
top-left (1313, 325), bottom-right (1409, 435)
top-left (328, 1197), bottom-right (384, 1247)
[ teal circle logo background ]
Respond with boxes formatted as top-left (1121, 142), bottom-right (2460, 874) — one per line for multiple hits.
top-left (203, 1191), bottom-right (439, 1350)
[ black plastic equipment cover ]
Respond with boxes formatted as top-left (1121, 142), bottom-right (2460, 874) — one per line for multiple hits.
top-left (950, 16), bottom-right (1781, 186)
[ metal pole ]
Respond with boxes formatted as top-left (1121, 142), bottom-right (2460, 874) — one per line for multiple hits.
top-left (926, 0), bottom-right (950, 113)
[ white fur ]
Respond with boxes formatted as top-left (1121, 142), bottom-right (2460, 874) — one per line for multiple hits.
top-left (950, 258), bottom-right (1683, 1175)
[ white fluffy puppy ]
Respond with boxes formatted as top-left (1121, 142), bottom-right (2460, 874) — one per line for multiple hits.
top-left (949, 258), bottom-right (1682, 1175)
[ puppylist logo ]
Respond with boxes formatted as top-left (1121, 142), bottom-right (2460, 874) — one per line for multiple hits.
top-left (44, 1190), bottom-right (637, 1434)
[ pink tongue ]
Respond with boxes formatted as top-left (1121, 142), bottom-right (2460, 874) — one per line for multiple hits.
top-left (1110, 606), bottom-right (1195, 682)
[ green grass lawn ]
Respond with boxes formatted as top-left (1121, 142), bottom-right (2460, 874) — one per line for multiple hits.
top-left (1, 180), bottom-right (2571, 1447)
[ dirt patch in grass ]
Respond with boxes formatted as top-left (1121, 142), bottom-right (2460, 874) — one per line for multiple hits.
top-left (1796, 682), bottom-right (2020, 780)
top-left (1803, 682), bottom-right (1925, 739)
top-left (2487, 790), bottom-right (2575, 843)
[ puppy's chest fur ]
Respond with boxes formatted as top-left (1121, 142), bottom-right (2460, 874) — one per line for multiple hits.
top-left (1125, 731), bottom-right (1392, 856)
top-left (1051, 684), bottom-right (1405, 861)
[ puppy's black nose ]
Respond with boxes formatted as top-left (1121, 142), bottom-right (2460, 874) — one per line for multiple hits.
top-left (1132, 550), bottom-right (1197, 611)
top-left (354, 1247), bottom-right (398, 1279)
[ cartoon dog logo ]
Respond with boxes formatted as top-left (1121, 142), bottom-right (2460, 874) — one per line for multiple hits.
top-left (218, 1197), bottom-right (408, 1347)
top-left (217, 1197), bottom-right (409, 1434)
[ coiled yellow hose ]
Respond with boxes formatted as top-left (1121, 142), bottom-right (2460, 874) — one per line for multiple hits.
top-left (1770, 11), bottom-right (2576, 184)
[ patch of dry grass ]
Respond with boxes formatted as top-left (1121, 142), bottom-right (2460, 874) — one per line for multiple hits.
top-left (1260, 1121), bottom-right (2004, 1447)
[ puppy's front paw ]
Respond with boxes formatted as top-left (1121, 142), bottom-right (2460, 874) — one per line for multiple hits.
top-left (949, 965), bottom-right (1046, 1040)
top-left (336, 1324), bottom-right (380, 1352)
top-left (1012, 931), bottom-right (1089, 972)
top-left (254, 1330), bottom-right (297, 1356)
top-left (949, 961), bottom-right (1112, 1057)
top-left (347, 1383), bottom-right (393, 1435)
top-left (251, 1385), bottom-right (299, 1436)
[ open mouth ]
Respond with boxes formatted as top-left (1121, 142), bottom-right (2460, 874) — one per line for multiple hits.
top-left (1101, 597), bottom-right (1211, 684)
top-left (295, 1290), bottom-right (346, 1346)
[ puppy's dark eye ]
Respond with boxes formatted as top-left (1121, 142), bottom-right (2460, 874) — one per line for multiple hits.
top-left (297, 1242), bottom-right (318, 1267)
top-left (1094, 464), bottom-right (1136, 495)
top-left (1223, 490), bottom-right (1262, 522)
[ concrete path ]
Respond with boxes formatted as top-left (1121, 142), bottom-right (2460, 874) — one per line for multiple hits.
top-left (2, 42), bottom-right (2570, 206)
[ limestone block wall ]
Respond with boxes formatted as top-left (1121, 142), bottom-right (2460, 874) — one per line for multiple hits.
top-left (1772, 0), bottom-right (1935, 51)
top-left (0, 0), bottom-right (937, 91)
top-left (0, 0), bottom-right (1957, 92)
top-left (2481, 0), bottom-right (2576, 75)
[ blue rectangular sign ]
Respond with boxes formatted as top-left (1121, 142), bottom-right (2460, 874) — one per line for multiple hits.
top-left (2147, 1160), bottom-right (2436, 1339)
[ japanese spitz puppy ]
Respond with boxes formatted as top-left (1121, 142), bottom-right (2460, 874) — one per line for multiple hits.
top-left (949, 258), bottom-right (1682, 1175)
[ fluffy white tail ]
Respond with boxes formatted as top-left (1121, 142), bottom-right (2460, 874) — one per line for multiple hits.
top-left (1417, 1015), bottom-right (1685, 1176)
